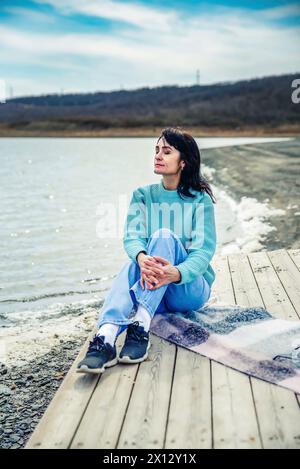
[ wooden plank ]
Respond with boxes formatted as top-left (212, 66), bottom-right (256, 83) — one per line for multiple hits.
top-left (164, 349), bottom-right (212, 449)
top-left (248, 250), bottom-right (300, 449)
top-left (249, 251), bottom-right (299, 321)
top-left (211, 254), bottom-right (235, 305)
top-left (268, 249), bottom-right (300, 320)
top-left (288, 249), bottom-right (300, 271)
top-left (248, 377), bottom-right (300, 448)
top-left (25, 327), bottom-right (100, 449)
top-left (212, 362), bottom-right (260, 448)
top-left (117, 335), bottom-right (176, 449)
top-left (70, 357), bottom-right (139, 449)
top-left (272, 250), bottom-right (300, 410)
top-left (211, 254), bottom-right (261, 449)
top-left (205, 256), bottom-right (261, 449)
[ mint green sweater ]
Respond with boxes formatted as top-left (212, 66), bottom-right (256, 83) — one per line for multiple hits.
top-left (123, 180), bottom-right (217, 287)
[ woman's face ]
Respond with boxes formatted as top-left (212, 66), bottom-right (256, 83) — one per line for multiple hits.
top-left (154, 136), bottom-right (183, 175)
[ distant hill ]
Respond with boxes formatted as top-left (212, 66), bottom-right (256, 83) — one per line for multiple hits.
top-left (0, 73), bottom-right (299, 135)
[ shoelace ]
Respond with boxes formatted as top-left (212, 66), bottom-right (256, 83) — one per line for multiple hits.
top-left (88, 335), bottom-right (106, 352)
top-left (127, 321), bottom-right (147, 342)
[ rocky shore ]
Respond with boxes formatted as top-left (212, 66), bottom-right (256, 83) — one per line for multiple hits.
top-left (0, 337), bottom-right (87, 449)
top-left (203, 137), bottom-right (300, 250)
top-left (0, 124), bottom-right (299, 138)
top-left (0, 300), bottom-right (98, 449)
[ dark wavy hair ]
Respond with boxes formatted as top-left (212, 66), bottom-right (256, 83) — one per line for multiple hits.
top-left (157, 127), bottom-right (216, 203)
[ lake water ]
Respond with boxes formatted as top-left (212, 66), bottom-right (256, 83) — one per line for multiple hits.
top-left (0, 136), bottom-right (290, 333)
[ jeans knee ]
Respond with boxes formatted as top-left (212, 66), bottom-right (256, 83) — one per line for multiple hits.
top-left (151, 228), bottom-right (174, 239)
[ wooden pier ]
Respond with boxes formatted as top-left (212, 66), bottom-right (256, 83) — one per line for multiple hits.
top-left (26, 249), bottom-right (300, 449)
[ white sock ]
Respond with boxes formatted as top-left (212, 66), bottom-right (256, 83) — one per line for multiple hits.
top-left (97, 323), bottom-right (120, 346)
top-left (134, 304), bottom-right (152, 332)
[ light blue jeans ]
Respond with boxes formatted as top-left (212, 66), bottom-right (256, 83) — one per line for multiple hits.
top-left (97, 228), bottom-right (211, 335)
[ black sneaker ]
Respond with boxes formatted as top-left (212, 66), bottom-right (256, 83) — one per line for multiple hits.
top-left (77, 335), bottom-right (117, 374)
top-left (118, 321), bottom-right (150, 364)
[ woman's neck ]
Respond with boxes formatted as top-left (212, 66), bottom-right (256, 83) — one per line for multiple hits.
top-left (162, 175), bottom-right (180, 190)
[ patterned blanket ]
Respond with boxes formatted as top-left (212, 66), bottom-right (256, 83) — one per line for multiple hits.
top-left (150, 300), bottom-right (300, 394)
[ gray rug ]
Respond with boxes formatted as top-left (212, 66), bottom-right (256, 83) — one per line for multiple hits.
top-left (150, 303), bottom-right (300, 394)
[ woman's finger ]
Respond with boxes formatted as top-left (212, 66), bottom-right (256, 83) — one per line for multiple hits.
top-left (149, 275), bottom-right (159, 284)
top-left (143, 265), bottom-right (164, 276)
top-left (143, 274), bottom-right (154, 286)
top-left (142, 272), bottom-right (159, 289)
top-left (144, 273), bottom-right (158, 284)
top-left (144, 258), bottom-right (163, 267)
top-left (140, 276), bottom-right (144, 290)
top-left (142, 268), bottom-right (158, 277)
top-left (151, 266), bottom-right (164, 276)
top-left (146, 280), bottom-right (153, 289)
top-left (152, 255), bottom-right (169, 265)
top-left (151, 281), bottom-right (163, 290)
top-left (145, 258), bottom-right (165, 269)
top-left (144, 257), bottom-right (159, 264)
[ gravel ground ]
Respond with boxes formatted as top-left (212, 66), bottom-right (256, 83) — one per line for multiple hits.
top-left (0, 336), bottom-right (87, 449)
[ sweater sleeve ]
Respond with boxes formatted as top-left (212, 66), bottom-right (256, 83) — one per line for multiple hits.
top-left (123, 188), bottom-right (148, 264)
top-left (174, 193), bottom-right (217, 285)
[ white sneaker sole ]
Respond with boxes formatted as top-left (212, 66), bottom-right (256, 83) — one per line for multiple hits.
top-left (76, 357), bottom-right (118, 375)
top-left (118, 341), bottom-right (151, 364)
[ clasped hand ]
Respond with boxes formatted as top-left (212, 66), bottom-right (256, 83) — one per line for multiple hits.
top-left (137, 253), bottom-right (180, 290)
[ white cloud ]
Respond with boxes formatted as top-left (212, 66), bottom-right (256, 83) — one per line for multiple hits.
top-left (0, 25), bottom-right (157, 61)
top-left (260, 3), bottom-right (300, 20)
top-left (34, 0), bottom-right (177, 32)
top-left (4, 6), bottom-right (56, 24)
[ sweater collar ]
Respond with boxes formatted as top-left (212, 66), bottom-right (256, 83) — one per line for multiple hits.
top-left (159, 180), bottom-right (181, 198)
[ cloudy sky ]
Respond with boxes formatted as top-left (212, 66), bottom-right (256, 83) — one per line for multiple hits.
top-left (1, 0), bottom-right (300, 97)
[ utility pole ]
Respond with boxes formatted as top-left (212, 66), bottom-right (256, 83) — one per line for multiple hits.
top-left (9, 86), bottom-right (13, 99)
top-left (196, 69), bottom-right (200, 86)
